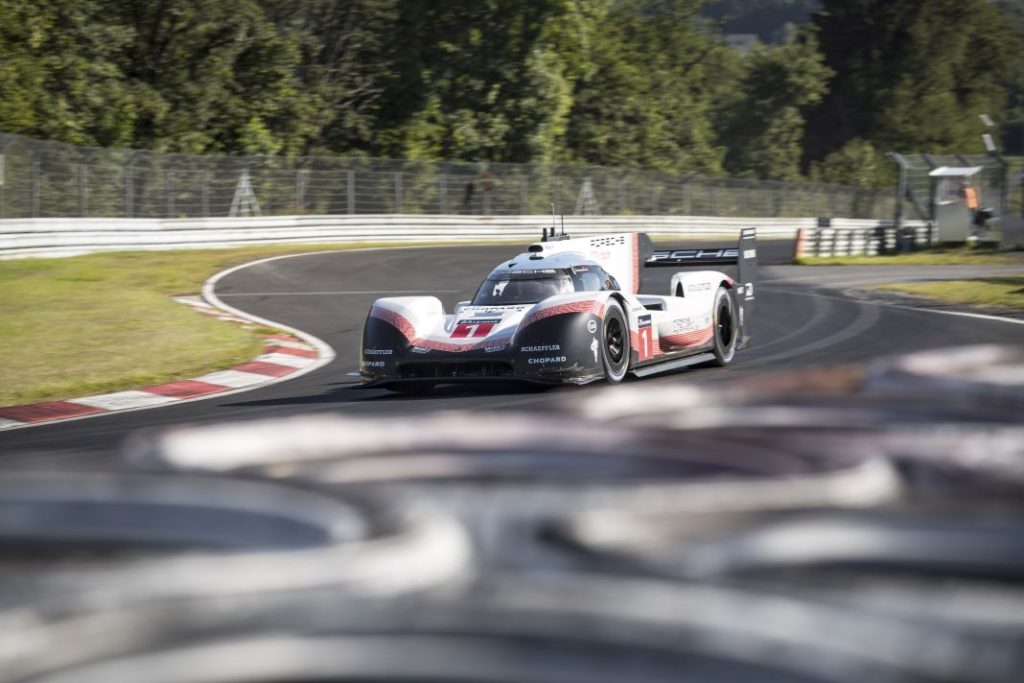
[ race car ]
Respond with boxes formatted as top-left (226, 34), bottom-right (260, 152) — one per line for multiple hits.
top-left (360, 227), bottom-right (756, 391)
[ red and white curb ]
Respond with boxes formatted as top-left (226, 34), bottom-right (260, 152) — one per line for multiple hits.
top-left (0, 253), bottom-right (337, 431)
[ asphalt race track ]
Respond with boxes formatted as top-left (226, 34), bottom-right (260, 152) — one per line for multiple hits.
top-left (2, 239), bottom-right (1022, 466)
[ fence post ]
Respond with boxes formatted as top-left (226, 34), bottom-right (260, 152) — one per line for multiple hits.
top-left (31, 158), bottom-right (40, 218)
top-left (79, 161), bottom-right (88, 217)
top-left (202, 168), bottom-right (211, 217)
top-left (165, 169), bottom-right (174, 218)
top-left (124, 155), bottom-right (134, 218)
top-left (347, 170), bottom-right (355, 214)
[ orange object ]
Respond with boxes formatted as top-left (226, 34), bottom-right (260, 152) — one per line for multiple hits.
top-left (964, 186), bottom-right (979, 209)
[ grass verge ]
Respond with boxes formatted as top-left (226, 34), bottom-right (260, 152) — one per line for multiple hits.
top-left (874, 277), bottom-right (1024, 311)
top-left (0, 241), bottom-right (480, 407)
top-left (795, 246), bottom-right (1023, 266)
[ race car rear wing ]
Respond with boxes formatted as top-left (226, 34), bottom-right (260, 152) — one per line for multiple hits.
top-left (642, 227), bottom-right (757, 348)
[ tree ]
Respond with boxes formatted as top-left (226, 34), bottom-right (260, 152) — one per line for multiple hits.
top-left (0, 0), bottom-right (140, 146)
top-left (372, 0), bottom-right (599, 163)
top-left (718, 27), bottom-right (831, 179)
top-left (809, 138), bottom-right (894, 188)
top-left (804, 0), bottom-right (1021, 163)
top-left (563, 0), bottom-right (727, 174)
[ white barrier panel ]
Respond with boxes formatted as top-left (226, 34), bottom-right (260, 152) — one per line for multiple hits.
top-left (0, 214), bottom-right (902, 259)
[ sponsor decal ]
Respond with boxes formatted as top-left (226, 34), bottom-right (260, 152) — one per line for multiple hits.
top-left (636, 314), bottom-right (654, 362)
top-left (648, 248), bottom-right (739, 262)
top-left (520, 344), bottom-right (561, 353)
top-left (411, 346), bottom-right (430, 354)
top-left (528, 356), bottom-right (567, 365)
top-left (587, 319), bottom-right (598, 334)
top-left (363, 348), bottom-right (393, 356)
top-left (361, 360), bottom-right (386, 368)
top-left (484, 344), bottom-right (508, 353)
top-left (743, 249), bottom-right (757, 259)
top-left (671, 317), bottom-right (703, 334)
top-left (746, 283), bottom-right (755, 299)
top-left (588, 235), bottom-right (626, 248)
top-left (462, 306), bottom-right (526, 315)
top-left (452, 318), bottom-right (499, 338)
top-left (590, 337), bottom-right (599, 363)
top-left (687, 282), bottom-right (712, 293)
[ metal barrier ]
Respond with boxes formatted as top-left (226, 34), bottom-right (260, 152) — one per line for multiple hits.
top-left (0, 214), bottom-right (914, 259)
top-left (794, 220), bottom-right (931, 258)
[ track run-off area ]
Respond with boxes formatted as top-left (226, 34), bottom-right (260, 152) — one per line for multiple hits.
top-left (2, 239), bottom-right (1022, 465)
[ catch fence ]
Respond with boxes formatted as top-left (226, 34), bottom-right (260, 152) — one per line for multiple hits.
top-left (0, 133), bottom-right (894, 221)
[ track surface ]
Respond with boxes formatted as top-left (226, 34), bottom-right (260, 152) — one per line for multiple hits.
top-left (2, 240), bottom-right (1022, 466)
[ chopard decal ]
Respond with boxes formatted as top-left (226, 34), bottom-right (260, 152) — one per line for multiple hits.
top-left (528, 356), bottom-right (567, 365)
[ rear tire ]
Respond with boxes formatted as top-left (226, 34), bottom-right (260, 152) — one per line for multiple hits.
top-left (711, 286), bottom-right (737, 366)
top-left (601, 300), bottom-right (629, 383)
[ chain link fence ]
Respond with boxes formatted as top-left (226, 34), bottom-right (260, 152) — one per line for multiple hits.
top-left (0, 132), bottom-right (894, 220)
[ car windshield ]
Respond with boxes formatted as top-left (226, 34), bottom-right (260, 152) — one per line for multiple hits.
top-left (472, 274), bottom-right (575, 306)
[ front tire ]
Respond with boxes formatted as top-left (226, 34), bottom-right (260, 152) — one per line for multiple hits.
top-left (601, 299), bottom-right (629, 383)
top-left (711, 286), bottom-right (737, 366)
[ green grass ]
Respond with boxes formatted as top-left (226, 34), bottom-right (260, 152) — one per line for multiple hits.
top-left (795, 246), bottom-right (1023, 266)
top-left (0, 241), bottom-right (482, 407)
top-left (875, 277), bottom-right (1024, 311)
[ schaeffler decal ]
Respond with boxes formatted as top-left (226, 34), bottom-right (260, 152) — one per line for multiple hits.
top-left (363, 348), bottom-right (394, 356)
top-left (521, 344), bottom-right (561, 353)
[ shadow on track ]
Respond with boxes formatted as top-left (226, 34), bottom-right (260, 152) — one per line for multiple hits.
top-left (224, 381), bottom-right (557, 407)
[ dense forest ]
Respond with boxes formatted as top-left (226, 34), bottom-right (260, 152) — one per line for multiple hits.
top-left (0, 0), bottom-right (1021, 187)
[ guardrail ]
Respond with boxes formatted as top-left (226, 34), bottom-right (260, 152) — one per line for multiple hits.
top-left (0, 214), bottom-right (926, 259)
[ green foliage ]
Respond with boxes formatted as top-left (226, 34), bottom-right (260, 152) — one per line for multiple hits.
top-left (805, 0), bottom-right (1020, 162)
top-left (2, 0), bottom-right (1023, 188)
top-left (720, 27), bottom-right (831, 179)
top-left (703, 0), bottom-right (820, 42)
top-left (809, 139), bottom-right (894, 188)
top-left (563, 0), bottom-right (727, 174)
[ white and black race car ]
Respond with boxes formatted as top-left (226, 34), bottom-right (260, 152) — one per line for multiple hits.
top-left (360, 227), bottom-right (756, 391)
